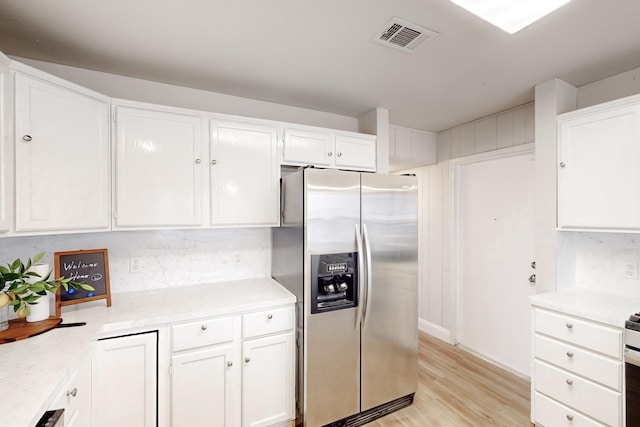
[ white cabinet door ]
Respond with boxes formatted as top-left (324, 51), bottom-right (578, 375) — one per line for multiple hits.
top-left (334, 134), bottom-right (376, 171)
top-left (558, 101), bottom-right (640, 230)
top-left (0, 59), bottom-right (9, 233)
top-left (242, 333), bottom-right (294, 427)
top-left (14, 73), bottom-right (110, 232)
top-left (171, 344), bottom-right (240, 427)
top-left (282, 128), bottom-right (332, 167)
top-left (93, 331), bottom-right (158, 427)
top-left (114, 106), bottom-right (204, 228)
top-left (210, 120), bottom-right (279, 226)
top-left (50, 354), bottom-right (92, 427)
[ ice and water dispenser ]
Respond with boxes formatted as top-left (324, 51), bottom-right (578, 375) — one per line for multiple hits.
top-left (310, 253), bottom-right (358, 314)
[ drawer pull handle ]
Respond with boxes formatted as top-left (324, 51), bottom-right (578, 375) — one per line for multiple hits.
top-left (566, 379), bottom-right (573, 386)
top-left (201, 325), bottom-right (208, 331)
top-left (267, 314), bottom-right (273, 319)
top-left (566, 351), bottom-right (574, 358)
top-left (245, 357), bottom-right (251, 363)
top-left (227, 361), bottom-right (233, 367)
top-left (566, 414), bottom-right (573, 421)
top-left (23, 135), bottom-right (32, 142)
top-left (565, 323), bottom-right (573, 329)
top-left (66, 388), bottom-right (78, 397)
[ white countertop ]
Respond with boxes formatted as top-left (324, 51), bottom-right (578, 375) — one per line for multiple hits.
top-left (0, 277), bottom-right (295, 427)
top-left (530, 288), bottom-right (640, 328)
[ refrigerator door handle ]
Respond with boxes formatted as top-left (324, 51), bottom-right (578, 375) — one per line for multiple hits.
top-left (362, 223), bottom-right (373, 329)
top-left (355, 224), bottom-right (365, 330)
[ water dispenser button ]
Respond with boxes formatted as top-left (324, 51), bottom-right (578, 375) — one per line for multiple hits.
top-left (337, 282), bottom-right (348, 291)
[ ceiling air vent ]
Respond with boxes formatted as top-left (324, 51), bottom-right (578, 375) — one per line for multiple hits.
top-left (373, 17), bottom-right (438, 53)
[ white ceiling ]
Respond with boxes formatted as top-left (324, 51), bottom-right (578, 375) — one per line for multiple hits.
top-left (0, 0), bottom-right (639, 132)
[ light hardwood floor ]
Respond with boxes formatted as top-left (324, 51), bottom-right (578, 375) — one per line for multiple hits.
top-left (369, 332), bottom-right (531, 426)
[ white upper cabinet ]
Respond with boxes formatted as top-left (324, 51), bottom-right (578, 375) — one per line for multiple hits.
top-left (210, 120), bottom-right (279, 226)
top-left (282, 127), bottom-right (333, 167)
top-left (389, 126), bottom-right (436, 172)
top-left (282, 126), bottom-right (376, 172)
top-left (0, 55), bottom-right (9, 233)
top-left (14, 70), bottom-right (110, 232)
top-left (113, 103), bottom-right (205, 228)
top-left (557, 94), bottom-right (640, 231)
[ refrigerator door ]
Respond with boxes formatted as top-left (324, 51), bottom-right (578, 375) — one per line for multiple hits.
top-left (360, 173), bottom-right (418, 411)
top-left (304, 169), bottom-right (362, 427)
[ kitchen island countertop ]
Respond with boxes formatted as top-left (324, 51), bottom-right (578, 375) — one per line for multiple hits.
top-left (0, 277), bottom-right (295, 427)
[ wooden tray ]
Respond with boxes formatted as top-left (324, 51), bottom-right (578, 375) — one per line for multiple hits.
top-left (0, 317), bottom-right (62, 344)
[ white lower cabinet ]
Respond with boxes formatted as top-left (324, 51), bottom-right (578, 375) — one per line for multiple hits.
top-left (92, 331), bottom-right (158, 427)
top-left (532, 308), bottom-right (623, 427)
top-left (49, 354), bottom-right (92, 427)
top-left (170, 305), bottom-right (294, 427)
top-left (242, 333), bottom-right (294, 427)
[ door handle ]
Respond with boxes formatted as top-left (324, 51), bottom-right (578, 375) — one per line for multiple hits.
top-left (362, 224), bottom-right (373, 329)
top-left (355, 224), bottom-right (364, 330)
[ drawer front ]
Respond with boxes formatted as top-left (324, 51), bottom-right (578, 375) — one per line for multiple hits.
top-left (534, 392), bottom-right (605, 427)
top-left (243, 306), bottom-right (293, 339)
top-left (172, 316), bottom-right (234, 352)
top-left (535, 360), bottom-right (621, 427)
top-left (535, 309), bottom-right (622, 359)
top-left (535, 334), bottom-right (622, 391)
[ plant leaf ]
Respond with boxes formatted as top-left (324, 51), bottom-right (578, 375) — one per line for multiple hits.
top-left (33, 252), bottom-right (44, 263)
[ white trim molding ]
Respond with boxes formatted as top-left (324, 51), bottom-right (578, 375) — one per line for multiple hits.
top-left (418, 318), bottom-right (451, 343)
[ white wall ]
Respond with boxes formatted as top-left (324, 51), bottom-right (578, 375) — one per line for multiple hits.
top-left (0, 228), bottom-right (271, 295)
top-left (12, 57), bottom-right (359, 132)
top-left (577, 65), bottom-right (640, 109)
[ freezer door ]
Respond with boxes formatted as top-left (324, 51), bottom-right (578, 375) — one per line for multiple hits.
top-left (304, 168), bottom-right (362, 426)
top-left (360, 173), bottom-right (418, 411)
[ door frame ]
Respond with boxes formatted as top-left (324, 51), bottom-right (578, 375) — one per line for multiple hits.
top-left (448, 143), bottom-right (535, 345)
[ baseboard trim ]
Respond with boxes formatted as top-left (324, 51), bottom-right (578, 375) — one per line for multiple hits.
top-left (418, 319), bottom-right (451, 343)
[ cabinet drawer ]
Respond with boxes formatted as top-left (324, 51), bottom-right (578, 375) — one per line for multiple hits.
top-left (243, 306), bottom-right (293, 339)
top-left (533, 392), bottom-right (605, 427)
top-left (535, 360), bottom-right (620, 427)
top-left (534, 309), bottom-right (622, 359)
top-left (172, 316), bottom-right (234, 352)
top-left (535, 334), bottom-right (622, 391)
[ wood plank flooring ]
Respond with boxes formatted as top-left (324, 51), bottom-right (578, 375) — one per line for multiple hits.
top-left (369, 332), bottom-right (531, 426)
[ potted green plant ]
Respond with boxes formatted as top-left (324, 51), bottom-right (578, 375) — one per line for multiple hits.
top-left (0, 252), bottom-right (94, 330)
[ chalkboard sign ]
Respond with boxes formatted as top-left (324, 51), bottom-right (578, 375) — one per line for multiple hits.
top-left (54, 249), bottom-right (111, 316)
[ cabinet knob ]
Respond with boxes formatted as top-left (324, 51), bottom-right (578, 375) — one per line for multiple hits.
top-left (565, 379), bottom-right (573, 385)
top-left (66, 388), bottom-right (78, 397)
top-left (566, 415), bottom-right (574, 421)
top-left (245, 357), bottom-right (251, 363)
top-left (22, 135), bottom-right (32, 142)
top-left (201, 324), bottom-right (208, 331)
top-left (559, 162), bottom-right (566, 168)
top-left (195, 158), bottom-right (202, 164)
top-left (227, 361), bottom-right (233, 367)
top-left (211, 160), bottom-right (217, 165)
top-left (528, 274), bottom-right (536, 283)
top-left (566, 351), bottom-right (574, 358)
top-left (565, 323), bottom-right (573, 329)
top-left (327, 152), bottom-right (333, 157)
top-left (267, 314), bottom-right (273, 320)
top-left (337, 152), bottom-right (342, 157)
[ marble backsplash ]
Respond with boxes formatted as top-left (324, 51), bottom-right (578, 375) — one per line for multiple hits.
top-left (558, 231), bottom-right (640, 297)
top-left (0, 228), bottom-right (271, 294)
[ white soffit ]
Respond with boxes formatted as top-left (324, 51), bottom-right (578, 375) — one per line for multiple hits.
top-left (372, 17), bottom-right (439, 53)
top-left (450, 0), bottom-right (572, 34)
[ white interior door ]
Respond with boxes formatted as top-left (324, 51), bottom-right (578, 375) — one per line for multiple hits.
top-left (456, 149), bottom-right (535, 377)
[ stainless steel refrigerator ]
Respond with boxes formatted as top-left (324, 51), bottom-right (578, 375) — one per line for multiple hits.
top-left (272, 168), bottom-right (418, 427)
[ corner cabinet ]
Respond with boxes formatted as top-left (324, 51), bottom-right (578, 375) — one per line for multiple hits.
top-left (531, 308), bottom-right (623, 427)
top-left (92, 330), bottom-right (159, 427)
top-left (210, 120), bottom-right (279, 227)
top-left (113, 103), bottom-right (205, 228)
top-left (170, 305), bottom-right (295, 427)
top-left (282, 126), bottom-right (376, 172)
top-left (557, 94), bottom-right (640, 231)
top-left (13, 70), bottom-right (111, 233)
